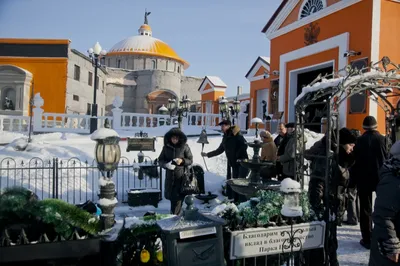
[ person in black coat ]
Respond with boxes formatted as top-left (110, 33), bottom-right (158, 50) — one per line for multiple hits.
top-left (158, 128), bottom-right (193, 215)
top-left (304, 127), bottom-right (357, 266)
top-left (201, 120), bottom-right (248, 200)
top-left (369, 141), bottom-right (400, 265)
top-left (353, 116), bottom-right (388, 249)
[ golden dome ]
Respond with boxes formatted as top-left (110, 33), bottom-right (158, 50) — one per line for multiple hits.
top-left (107, 24), bottom-right (189, 69)
top-left (139, 24), bottom-right (152, 31)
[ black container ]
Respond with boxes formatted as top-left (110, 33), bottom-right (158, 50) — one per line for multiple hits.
top-left (127, 189), bottom-right (160, 208)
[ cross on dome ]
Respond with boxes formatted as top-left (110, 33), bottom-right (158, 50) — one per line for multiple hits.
top-left (139, 9), bottom-right (152, 36)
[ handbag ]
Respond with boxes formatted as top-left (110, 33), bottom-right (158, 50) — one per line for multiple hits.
top-left (180, 166), bottom-right (199, 195)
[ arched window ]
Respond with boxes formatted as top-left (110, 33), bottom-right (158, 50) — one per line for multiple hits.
top-left (117, 59), bottom-right (121, 68)
top-left (177, 66), bottom-right (181, 73)
top-left (1, 87), bottom-right (17, 110)
top-left (166, 61), bottom-right (169, 71)
top-left (152, 60), bottom-right (156, 69)
top-left (299, 0), bottom-right (326, 19)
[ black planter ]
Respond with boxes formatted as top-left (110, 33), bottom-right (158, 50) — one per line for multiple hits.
top-left (127, 189), bottom-right (160, 208)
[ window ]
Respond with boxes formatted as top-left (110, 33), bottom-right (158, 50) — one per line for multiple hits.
top-left (300, 0), bottom-right (325, 19)
top-left (102, 81), bottom-right (105, 92)
top-left (73, 95), bottom-right (79, 101)
top-left (177, 66), bottom-right (181, 73)
top-left (88, 71), bottom-right (93, 86)
top-left (166, 61), bottom-right (169, 71)
top-left (349, 58), bottom-right (368, 114)
top-left (74, 65), bottom-right (80, 81)
top-left (151, 60), bottom-right (156, 69)
top-left (101, 108), bottom-right (103, 116)
top-left (117, 59), bottom-right (121, 68)
top-left (86, 103), bottom-right (92, 115)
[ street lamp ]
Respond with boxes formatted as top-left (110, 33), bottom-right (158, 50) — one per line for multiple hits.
top-left (88, 42), bottom-right (107, 134)
top-left (166, 96), bottom-right (191, 129)
top-left (177, 95), bottom-right (191, 129)
top-left (91, 122), bottom-right (121, 230)
top-left (251, 117), bottom-right (263, 139)
top-left (219, 97), bottom-right (229, 121)
top-left (231, 97), bottom-right (241, 125)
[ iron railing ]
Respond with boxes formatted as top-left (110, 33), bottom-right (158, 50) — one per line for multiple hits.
top-left (0, 156), bottom-right (162, 204)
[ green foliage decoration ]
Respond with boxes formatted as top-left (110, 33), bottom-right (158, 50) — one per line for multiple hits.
top-left (0, 187), bottom-right (101, 241)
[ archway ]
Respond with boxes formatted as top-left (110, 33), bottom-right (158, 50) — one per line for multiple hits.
top-left (0, 65), bottom-right (33, 115)
top-left (294, 56), bottom-right (400, 266)
top-left (146, 89), bottom-right (177, 114)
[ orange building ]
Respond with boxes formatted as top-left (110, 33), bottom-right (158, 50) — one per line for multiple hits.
top-left (252, 0), bottom-right (400, 133)
top-left (0, 39), bottom-right (70, 115)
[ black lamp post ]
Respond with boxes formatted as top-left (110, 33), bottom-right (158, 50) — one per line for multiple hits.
top-left (167, 96), bottom-right (191, 129)
top-left (88, 42), bottom-right (107, 134)
top-left (91, 121), bottom-right (121, 230)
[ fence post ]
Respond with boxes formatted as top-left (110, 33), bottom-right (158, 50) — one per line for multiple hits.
top-left (32, 93), bottom-right (44, 131)
top-left (52, 158), bottom-right (59, 199)
top-left (112, 96), bottom-right (123, 130)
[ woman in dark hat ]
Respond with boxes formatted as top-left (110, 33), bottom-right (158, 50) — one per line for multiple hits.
top-left (158, 128), bottom-right (193, 215)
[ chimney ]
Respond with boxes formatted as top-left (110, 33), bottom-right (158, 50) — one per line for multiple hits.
top-left (237, 86), bottom-right (242, 96)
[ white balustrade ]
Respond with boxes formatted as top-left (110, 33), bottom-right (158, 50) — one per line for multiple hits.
top-left (0, 95), bottom-right (223, 135)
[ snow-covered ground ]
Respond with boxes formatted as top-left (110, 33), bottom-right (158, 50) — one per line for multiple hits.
top-left (0, 129), bottom-right (369, 265)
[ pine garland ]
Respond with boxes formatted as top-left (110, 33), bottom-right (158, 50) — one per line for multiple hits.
top-left (0, 187), bottom-right (101, 239)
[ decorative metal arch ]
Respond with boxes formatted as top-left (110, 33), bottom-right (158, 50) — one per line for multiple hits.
top-left (294, 56), bottom-right (400, 266)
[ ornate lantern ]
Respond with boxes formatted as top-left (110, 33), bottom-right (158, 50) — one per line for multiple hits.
top-left (280, 178), bottom-right (303, 218)
top-left (180, 95), bottom-right (191, 111)
top-left (158, 104), bottom-right (168, 115)
top-left (167, 98), bottom-right (176, 113)
top-left (233, 99), bottom-right (241, 114)
top-left (92, 128), bottom-right (121, 175)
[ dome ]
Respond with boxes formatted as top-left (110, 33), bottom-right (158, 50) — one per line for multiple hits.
top-left (107, 24), bottom-right (189, 69)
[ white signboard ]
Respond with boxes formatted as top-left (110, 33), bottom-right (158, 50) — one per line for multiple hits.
top-left (230, 221), bottom-right (325, 259)
top-left (179, 227), bottom-right (217, 239)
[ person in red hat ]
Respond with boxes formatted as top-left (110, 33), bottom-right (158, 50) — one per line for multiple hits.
top-left (352, 115), bottom-right (388, 249)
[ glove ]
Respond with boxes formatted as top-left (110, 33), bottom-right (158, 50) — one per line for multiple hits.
top-left (201, 152), bottom-right (208, 157)
top-left (165, 161), bottom-right (176, 170)
top-left (378, 238), bottom-right (400, 258)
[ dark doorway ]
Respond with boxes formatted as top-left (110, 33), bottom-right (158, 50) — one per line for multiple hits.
top-left (297, 65), bottom-right (333, 132)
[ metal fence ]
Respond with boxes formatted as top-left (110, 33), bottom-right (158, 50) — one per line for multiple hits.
top-left (0, 156), bottom-right (162, 204)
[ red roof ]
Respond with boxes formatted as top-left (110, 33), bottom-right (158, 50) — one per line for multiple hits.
top-left (261, 0), bottom-right (289, 33)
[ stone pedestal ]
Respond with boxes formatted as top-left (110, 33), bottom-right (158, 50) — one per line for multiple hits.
top-left (98, 182), bottom-right (117, 230)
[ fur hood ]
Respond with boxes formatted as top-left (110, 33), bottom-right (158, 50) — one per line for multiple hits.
top-left (227, 125), bottom-right (241, 136)
top-left (163, 127), bottom-right (188, 147)
top-left (260, 131), bottom-right (273, 143)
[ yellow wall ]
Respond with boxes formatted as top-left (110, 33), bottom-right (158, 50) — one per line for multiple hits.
top-left (0, 57), bottom-right (68, 114)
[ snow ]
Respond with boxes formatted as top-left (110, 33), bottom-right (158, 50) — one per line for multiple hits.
top-left (251, 117), bottom-right (263, 124)
top-left (90, 128), bottom-right (119, 140)
top-left (98, 197), bottom-right (118, 206)
top-left (99, 176), bottom-right (114, 186)
top-left (280, 178), bottom-right (301, 193)
top-left (294, 70), bottom-right (400, 106)
top-left (206, 76), bottom-right (227, 88)
top-left (0, 129), bottom-right (370, 264)
top-left (129, 188), bottom-right (160, 193)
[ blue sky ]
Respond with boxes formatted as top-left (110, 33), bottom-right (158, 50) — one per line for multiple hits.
top-left (0, 0), bottom-right (281, 96)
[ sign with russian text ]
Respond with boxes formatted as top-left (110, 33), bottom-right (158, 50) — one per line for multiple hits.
top-left (230, 221), bottom-right (325, 259)
top-left (179, 227), bottom-right (217, 239)
top-left (126, 137), bottom-right (156, 152)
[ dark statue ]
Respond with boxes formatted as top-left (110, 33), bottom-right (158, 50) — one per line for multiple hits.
top-left (144, 9), bottom-right (151, 25)
top-left (4, 97), bottom-right (14, 110)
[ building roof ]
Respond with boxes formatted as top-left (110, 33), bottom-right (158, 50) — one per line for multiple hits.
top-left (245, 56), bottom-right (270, 78)
top-left (107, 24), bottom-right (189, 69)
top-left (261, 0), bottom-right (289, 33)
top-left (206, 76), bottom-right (227, 87)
